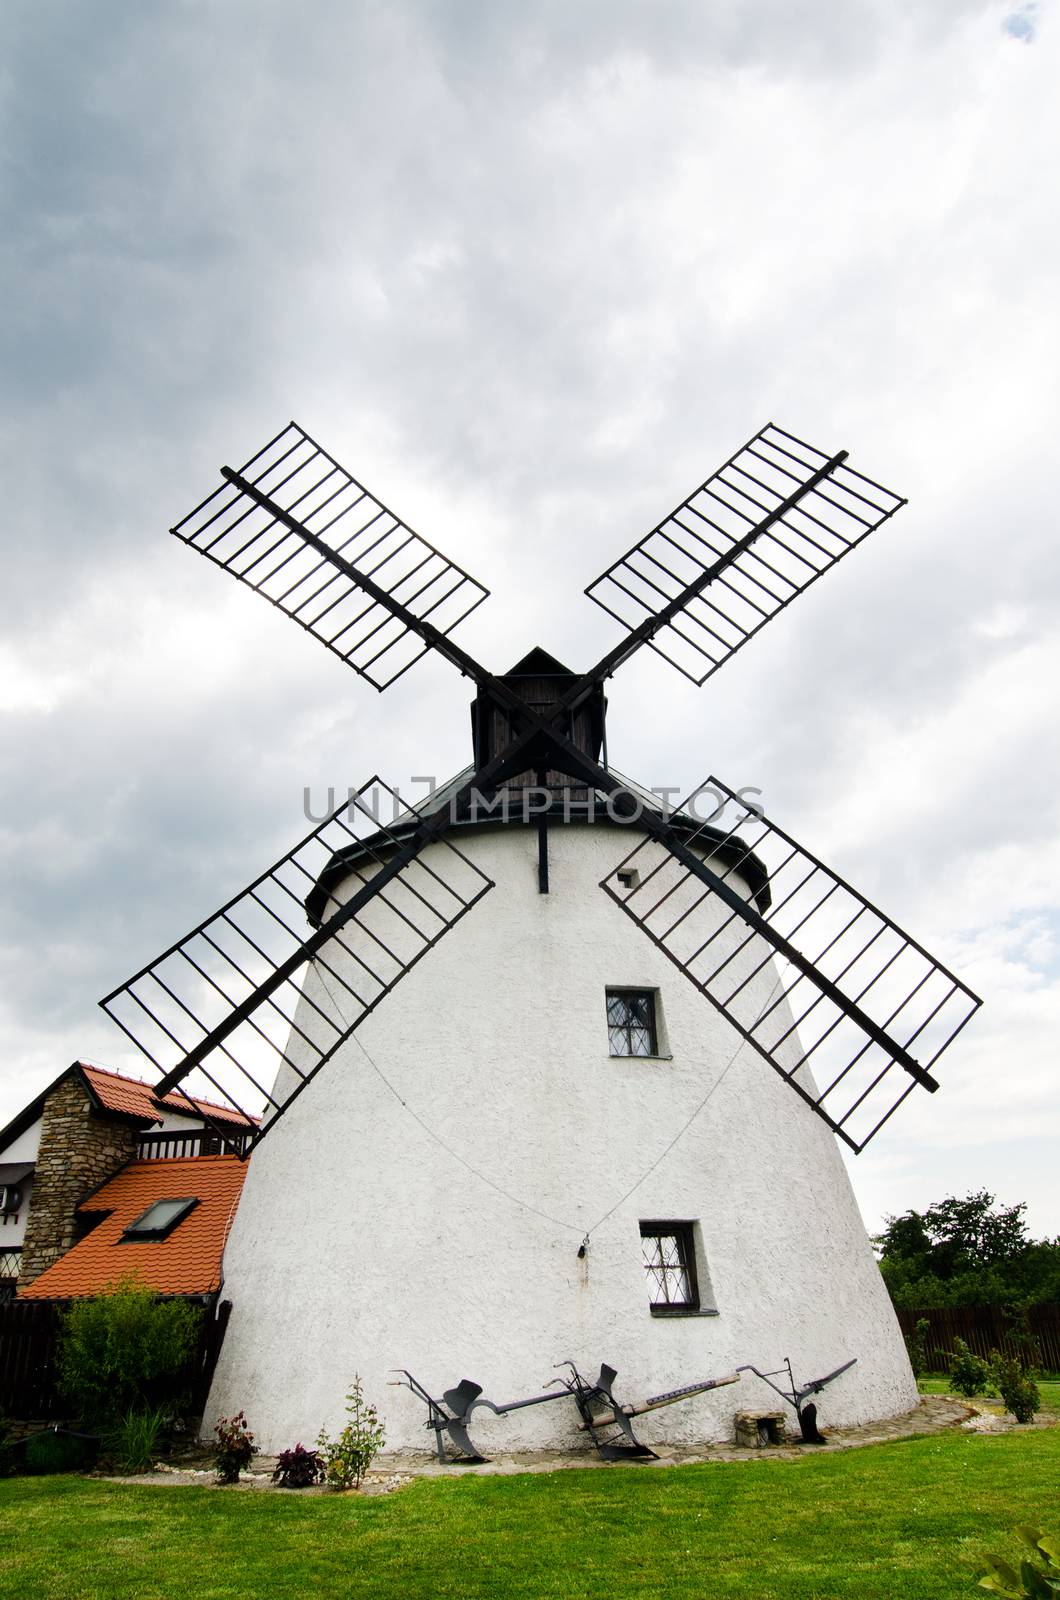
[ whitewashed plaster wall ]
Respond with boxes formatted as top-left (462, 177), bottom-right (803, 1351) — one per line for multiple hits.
top-left (0, 1116), bottom-right (42, 1165)
top-left (0, 1189), bottom-right (31, 1250)
top-left (207, 820), bottom-right (915, 1454)
top-left (154, 1110), bottom-right (212, 1132)
top-left (0, 1115), bottom-right (41, 1249)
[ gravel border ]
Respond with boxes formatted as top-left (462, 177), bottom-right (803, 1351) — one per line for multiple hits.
top-left (91, 1393), bottom-right (1057, 1489)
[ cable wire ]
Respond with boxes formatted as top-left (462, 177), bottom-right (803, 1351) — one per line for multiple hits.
top-left (314, 956), bottom-right (792, 1245)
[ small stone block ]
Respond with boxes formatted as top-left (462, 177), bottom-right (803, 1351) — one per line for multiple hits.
top-left (734, 1410), bottom-right (787, 1448)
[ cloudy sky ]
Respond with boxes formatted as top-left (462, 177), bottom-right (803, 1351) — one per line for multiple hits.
top-left (2, 0), bottom-right (1056, 1238)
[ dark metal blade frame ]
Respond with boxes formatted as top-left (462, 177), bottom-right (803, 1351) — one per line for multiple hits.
top-left (100, 780), bottom-right (495, 1155)
top-left (584, 423), bottom-right (906, 687)
top-left (600, 777), bottom-right (982, 1153)
top-left (105, 420), bottom-right (979, 1155)
top-left (171, 422), bottom-right (490, 692)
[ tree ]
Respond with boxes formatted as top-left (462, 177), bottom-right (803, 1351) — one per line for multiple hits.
top-left (874, 1191), bottom-right (1060, 1310)
top-left (919, 1191), bottom-right (1029, 1271)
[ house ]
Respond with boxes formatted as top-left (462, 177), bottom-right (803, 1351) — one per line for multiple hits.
top-left (0, 1061), bottom-right (256, 1303)
top-left (17, 1155), bottom-right (249, 1302)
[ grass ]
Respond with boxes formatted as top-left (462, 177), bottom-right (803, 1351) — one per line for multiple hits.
top-left (2, 1429), bottom-right (1059, 1599)
top-left (919, 1376), bottom-right (1060, 1413)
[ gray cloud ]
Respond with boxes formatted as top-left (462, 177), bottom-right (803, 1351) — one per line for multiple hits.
top-left (1, 0), bottom-right (1056, 1235)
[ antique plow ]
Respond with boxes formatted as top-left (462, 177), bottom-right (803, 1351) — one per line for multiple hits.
top-left (572, 1366), bottom-right (741, 1447)
top-left (391, 1369), bottom-right (584, 1463)
top-left (736, 1356), bottom-right (857, 1443)
top-left (393, 1362), bottom-right (741, 1463)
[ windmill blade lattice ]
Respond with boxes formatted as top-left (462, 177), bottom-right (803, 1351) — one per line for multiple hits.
top-left (601, 778), bottom-right (981, 1152)
top-left (585, 424), bottom-right (904, 687)
top-left (172, 422), bottom-right (490, 691)
top-left (100, 781), bottom-right (493, 1153)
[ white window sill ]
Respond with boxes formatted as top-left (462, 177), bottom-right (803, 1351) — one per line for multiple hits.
top-left (649, 1307), bottom-right (720, 1319)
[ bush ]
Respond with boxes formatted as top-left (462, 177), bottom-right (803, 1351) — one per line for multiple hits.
top-left (976, 1525), bottom-right (1059, 1595)
top-left (947, 1337), bottom-right (991, 1398)
top-left (57, 1276), bottom-right (202, 1425)
top-left (0, 1416), bottom-right (19, 1478)
top-left (272, 1444), bottom-right (324, 1488)
top-left (316, 1376), bottom-right (386, 1490)
top-left (212, 1410), bottom-right (258, 1484)
top-left (106, 1405), bottom-right (171, 1473)
top-left (989, 1352), bottom-right (1040, 1424)
top-left (906, 1317), bottom-right (932, 1379)
top-left (24, 1430), bottom-right (98, 1475)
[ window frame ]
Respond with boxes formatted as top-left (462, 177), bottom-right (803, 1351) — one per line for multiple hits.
top-left (639, 1220), bottom-right (701, 1315)
top-left (606, 988), bottom-right (660, 1058)
top-left (121, 1196), bottom-right (199, 1242)
top-left (0, 1247), bottom-right (22, 1304)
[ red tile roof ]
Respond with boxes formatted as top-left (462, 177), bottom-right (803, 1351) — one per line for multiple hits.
top-left (79, 1063), bottom-right (258, 1128)
top-left (19, 1155), bottom-right (249, 1300)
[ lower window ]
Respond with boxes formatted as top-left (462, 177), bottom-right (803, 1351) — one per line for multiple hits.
top-left (640, 1221), bottom-right (699, 1313)
top-left (0, 1247), bottom-right (21, 1302)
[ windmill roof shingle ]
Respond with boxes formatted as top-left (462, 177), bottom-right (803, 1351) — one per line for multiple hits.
top-left (18, 1155), bottom-right (248, 1300)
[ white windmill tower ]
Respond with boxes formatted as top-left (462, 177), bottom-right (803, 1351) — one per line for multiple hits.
top-left (102, 423), bottom-right (980, 1457)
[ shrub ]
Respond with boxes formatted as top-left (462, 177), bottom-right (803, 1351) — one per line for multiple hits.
top-left (106, 1405), bottom-right (170, 1473)
top-left (272, 1444), bottom-right (324, 1488)
top-left (24, 1429), bottom-right (98, 1475)
top-left (56, 1275), bottom-right (202, 1425)
top-left (212, 1410), bottom-right (258, 1484)
top-left (947, 1337), bottom-right (991, 1398)
top-left (0, 1416), bottom-right (18, 1478)
top-left (989, 1352), bottom-right (1040, 1425)
top-left (316, 1376), bottom-right (386, 1490)
top-left (906, 1317), bottom-right (932, 1379)
top-left (976, 1525), bottom-right (1059, 1595)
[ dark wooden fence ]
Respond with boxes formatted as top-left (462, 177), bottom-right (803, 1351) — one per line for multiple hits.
top-left (0, 1299), bottom-right (62, 1417)
top-left (897, 1305), bottom-right (1060, 1372)
top-left (0, 1297), bottom-right (232, 1421)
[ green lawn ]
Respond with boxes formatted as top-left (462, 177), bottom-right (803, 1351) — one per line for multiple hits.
top-left (919, 1376), bottom-right (1060, 1413)
top-left (3, 1429), bottom-right (1059, 1600)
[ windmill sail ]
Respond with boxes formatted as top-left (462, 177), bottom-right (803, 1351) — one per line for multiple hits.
top-left (171, 422), bottom-right (490, 691)
top-left (585, 424), bottom-right (904, 687)
top-left (100, 781), bottom-right (493, 1153)
top-left (601, 777), bottom-right (980, 1152)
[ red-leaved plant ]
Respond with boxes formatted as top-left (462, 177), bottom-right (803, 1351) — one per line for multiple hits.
top-left (212, 1410), bottom-right (258, 1484)
top-left (272, 1443), bottom-right (325, 1488)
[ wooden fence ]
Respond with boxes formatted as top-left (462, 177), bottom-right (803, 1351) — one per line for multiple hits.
top-left (0, 1297), bottom-right (232, 1421)
top-left (0, 1299), bottom-right (62, 1417)
top-left (896, 1305), bottom-right (1060, 1372)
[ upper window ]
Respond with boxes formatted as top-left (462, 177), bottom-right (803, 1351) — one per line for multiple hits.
top-left (122, 1197), bottom-right (198, 1241)
top-left (607, 990), bottom-right (658, 1057)
top-left (640, 1221), bottom-right (699, 1313)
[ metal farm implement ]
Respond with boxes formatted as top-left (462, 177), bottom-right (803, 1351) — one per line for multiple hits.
top-left (736, 1357), bottom-right (858, 1443)
top-left (393, 1362), bottom-right (743, 1462)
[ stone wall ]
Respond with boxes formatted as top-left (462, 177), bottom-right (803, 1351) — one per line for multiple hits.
top-left (17, 1073), bottom-right (140, 1288)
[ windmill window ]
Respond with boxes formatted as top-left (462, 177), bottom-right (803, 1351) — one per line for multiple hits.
top-left (607, 989), bottom-right (658, 1057)
top-left (122, 1197), bottom-right (198, 1241)
top-left (0, 1248), bottom-right (20, 1303)
top-left (640, 1221), bottom-right (699, 1314)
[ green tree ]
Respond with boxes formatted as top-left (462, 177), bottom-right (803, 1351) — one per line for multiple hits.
top-left (874, 1191), bottom-right (1060, 1310)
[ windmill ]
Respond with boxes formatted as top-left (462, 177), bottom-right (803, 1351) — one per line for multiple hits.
top-left (101, 421), bottom-right (980, 1455)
